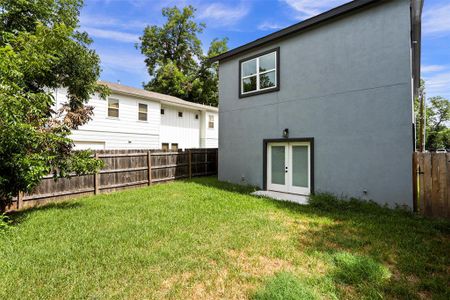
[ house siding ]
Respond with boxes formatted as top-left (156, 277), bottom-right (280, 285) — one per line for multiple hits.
top-left (160, 105), bottom-right (201, 149)
top-left (218, 0), bottom-right (414, 207)
top-left (54, 87), bottom-right (218, 150)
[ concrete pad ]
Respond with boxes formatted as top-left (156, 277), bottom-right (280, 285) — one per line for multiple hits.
top-left (251, 190), bottom-right (309, 205)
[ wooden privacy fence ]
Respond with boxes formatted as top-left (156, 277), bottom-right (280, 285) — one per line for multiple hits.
top-left (413, 152), bottom-right (450, 218)
top-left (10, 148), bottom-right (218, 210)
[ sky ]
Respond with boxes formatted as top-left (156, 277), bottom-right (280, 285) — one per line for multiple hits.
top-left (80, 0), bottom-right (450, 99)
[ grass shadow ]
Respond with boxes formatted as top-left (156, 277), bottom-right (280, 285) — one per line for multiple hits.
top-left (186, 178), bottom-right (450, 298)
top-left (185, 176), bottom-right (259, 195)
top-left (6, 201), bottom-right (84, 226)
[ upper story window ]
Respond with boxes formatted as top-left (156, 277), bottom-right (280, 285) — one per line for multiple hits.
top-left (239, 48), bottom-right (279, 98)
top-left (138, 103), bottom-right (148, 121)
top-left (208, 115), bottom-right (214, 128)
top-left (108, 98), bottom-right (119, 118)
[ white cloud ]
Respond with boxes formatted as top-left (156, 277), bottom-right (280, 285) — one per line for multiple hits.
top-left (258, 21), bottom-right (285, 31)
top-left (80, 13), bottom-right (148, 30)
top-left (199, 2), bottom-right (250, 26)
top-left (281, 0), bottom-right (348, 19)
top-left (100, 51), bottom-right (148, 78)
top-left (424, 71), bottom-right (450, 98)
top-left (422, 65), bottom-right (447, 73)
top-left (81, 27), bottom-right (140, 43)
top-left (422, 3), bottom-right (450, 36)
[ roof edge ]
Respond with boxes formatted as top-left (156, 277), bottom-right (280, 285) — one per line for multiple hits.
top-left (99, 81), bottom-right (218, 112)
top-left (209, 0), bottom-right (382, 63)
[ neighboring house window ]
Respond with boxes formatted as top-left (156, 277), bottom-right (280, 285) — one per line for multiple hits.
top-left (162, 143), bottom-right (169, 151)
top-left (178, 112), bottom-right (183, 117)
top-left (138, 103), bottom-right (148, 121)
top-left (171, 143), bottom-right (178, 151)
top-left (208, 115), bottom-right (214, 128)
top-left (161, 108), bottom-right (165, 115)
top-left (108, 98), bottom-right (119, 118)
top-left (239, 48), bottom-right (279, 97)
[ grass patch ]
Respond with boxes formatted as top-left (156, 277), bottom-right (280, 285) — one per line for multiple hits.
top-left (252, 272), bottom-right (316, 300)
top-left (0, 177), bottom-right (449, 299)
top-left (332, 252), bottom-right (391, 285)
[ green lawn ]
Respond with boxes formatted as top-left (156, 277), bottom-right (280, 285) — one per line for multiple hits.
top-left (1, 177), bottom-right (449, 299)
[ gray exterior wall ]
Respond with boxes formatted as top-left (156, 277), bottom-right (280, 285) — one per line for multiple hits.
top-left (218, 0), bottom-right (414, 207)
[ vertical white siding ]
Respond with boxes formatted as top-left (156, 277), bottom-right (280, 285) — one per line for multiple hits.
top-left (54, 89), bottom-right (161, 149)
top-left (202, 111), bottom-right (219, 148)
top-left (53, 88), bottom-right (219, 150)
top-left (160, 105), bottom-right (201, 149)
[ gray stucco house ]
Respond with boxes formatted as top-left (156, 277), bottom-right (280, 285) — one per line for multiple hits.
top-left (210, 0), bottom-right (423, 207)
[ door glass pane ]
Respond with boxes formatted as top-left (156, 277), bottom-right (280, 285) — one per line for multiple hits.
top-left (271, 146), bottom-right (285, 185)
top-left (292, 146), bottom-right (308, 188)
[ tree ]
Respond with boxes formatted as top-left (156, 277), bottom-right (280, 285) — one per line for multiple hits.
top-left (190, 38), bottom-right (229, 106)
top-left (0, 0), bottom-right (107, 208)
top-left (425, 96), bottom-right (450, 150)
top-left (139, 6), bottom-right (228, 106)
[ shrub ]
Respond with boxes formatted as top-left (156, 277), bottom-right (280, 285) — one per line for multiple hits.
top-left (0, 213), bottom-right (9, 231)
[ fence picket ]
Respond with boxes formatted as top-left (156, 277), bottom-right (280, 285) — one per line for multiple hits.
top-left (414, 152), bottom-right (450, 218)
top-left (7, 148), bottom-right (218, 211)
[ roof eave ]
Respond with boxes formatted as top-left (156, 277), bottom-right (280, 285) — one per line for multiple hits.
top-left (209, 0), bottom-right (382, 63)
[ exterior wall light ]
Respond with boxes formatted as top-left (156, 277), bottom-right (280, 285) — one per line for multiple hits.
top-left (283, 128), bottom-right (289, 138)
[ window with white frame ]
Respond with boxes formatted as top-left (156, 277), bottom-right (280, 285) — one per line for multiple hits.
top-left (240, 48), bottom-right (279, 97)
top-left (138, 103), bottom-right (148, 121)
top-left (108, 98), bottom-right (119, 118)
top-left (208, 115), bottom-right (214, 128)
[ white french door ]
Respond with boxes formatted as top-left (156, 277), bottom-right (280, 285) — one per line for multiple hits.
top-left (267, 142), bottom-right (311, 195)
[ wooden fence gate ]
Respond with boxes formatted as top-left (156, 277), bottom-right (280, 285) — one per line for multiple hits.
top-left (9, 148), bottom-right (218, 211)
top-left (413, 152), bottom-right (450, 218)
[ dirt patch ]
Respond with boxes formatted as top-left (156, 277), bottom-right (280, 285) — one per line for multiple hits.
top-left (226, 249), bottom-right (294, 277)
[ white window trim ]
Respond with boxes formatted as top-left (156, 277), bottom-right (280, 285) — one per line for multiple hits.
top-left (241, 51), bottom-right (277, 95)
top-left (138, 102), bottom-right (148, 122)
top-left (208, 115), bottom-right (215, 129)
top-left (107, 98), bottom-right (119, 119)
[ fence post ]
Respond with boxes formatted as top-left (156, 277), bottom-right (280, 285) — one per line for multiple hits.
top-left (94, 152), bottom-right (100, 195)
top-left (204, 149), bottom-right (207, 175)
top-left (147, 151), bottom-right (152, 185)
top-left (412, 152), bottom-right (418, 212)
top-left (17, 191), bottom-right (24, 210)
top-left (215, 149), bottom-right (219, 175)
top-left (188, 149), bottom-right (192, 179)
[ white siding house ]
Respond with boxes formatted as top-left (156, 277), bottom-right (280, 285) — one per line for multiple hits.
top-left (54, 81), bottom-right (218, 150)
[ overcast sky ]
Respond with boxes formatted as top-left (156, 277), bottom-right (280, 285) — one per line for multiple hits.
top-left (80, 0), bottom-right (450, 99)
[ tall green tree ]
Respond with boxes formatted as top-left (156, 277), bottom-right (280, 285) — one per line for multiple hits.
top-left (0, 0), bottom-right (107, 208)
top-left (425, 96), bottom-right (450, 150)
top-left (139, 6), bottom-right (227, 106)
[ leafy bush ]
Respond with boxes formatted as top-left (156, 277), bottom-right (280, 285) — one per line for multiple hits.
top-left (0, 213), bottom-right (9, 231)
top-left (252, 272), bottom-right (317, 300)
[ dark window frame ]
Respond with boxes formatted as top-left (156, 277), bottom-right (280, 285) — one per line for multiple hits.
top-left (239, 47), bottom-right (280, 98)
